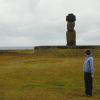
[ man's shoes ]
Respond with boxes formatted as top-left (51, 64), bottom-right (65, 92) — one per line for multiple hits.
top-left (82, 94), bottom-right (92, 97)
top-left (86, 94), bottom-right (92, 97)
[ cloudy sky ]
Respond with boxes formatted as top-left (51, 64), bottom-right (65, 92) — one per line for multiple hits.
top-left (0, 0), bottom-right (100, 47)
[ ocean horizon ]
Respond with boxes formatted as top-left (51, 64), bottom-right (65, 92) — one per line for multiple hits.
top-left (0, 47), bottom-right (34, 50)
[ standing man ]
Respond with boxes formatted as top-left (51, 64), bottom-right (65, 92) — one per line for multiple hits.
top-left (83, 49), bottom-right (94, 96)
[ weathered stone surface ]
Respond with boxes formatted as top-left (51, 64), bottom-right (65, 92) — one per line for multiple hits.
top-left (66, 13), bottom-right (76, 46)
top-left (66, 30), bottom-right (76, 46)
top-left (67, 22), bottom-right (75, 31)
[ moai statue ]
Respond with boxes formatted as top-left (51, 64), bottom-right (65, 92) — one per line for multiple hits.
top-left (66, 13), bottom-right (76, 46)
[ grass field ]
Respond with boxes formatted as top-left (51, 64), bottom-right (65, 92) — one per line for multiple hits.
top-left (0, 48), bottom-right (100, 100)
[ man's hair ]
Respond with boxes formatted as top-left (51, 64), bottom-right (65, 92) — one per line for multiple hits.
top-left (85, 49), bottom-right (91, 55)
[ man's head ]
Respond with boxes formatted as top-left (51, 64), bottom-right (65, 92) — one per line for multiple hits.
top-left (84, 49), bottom-right (91, 55)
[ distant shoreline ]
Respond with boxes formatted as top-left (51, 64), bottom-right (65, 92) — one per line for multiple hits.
top-left (0, 47), bottom-right (33, 50)
top-left (0, 45), bottom-right (100, 50)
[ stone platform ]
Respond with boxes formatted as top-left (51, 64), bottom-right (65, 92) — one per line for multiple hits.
top-left (34, 45), bottom-right (100, 50)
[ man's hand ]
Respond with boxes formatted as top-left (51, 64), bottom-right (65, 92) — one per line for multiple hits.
top-left (91, 74), bottom-right (94, 79)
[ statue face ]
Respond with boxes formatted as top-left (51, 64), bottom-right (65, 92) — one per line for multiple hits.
top-left (67, 22), bottom-right (75, 31)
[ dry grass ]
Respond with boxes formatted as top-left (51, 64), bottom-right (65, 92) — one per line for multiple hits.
top-left (0, 48), bottom-right (100, 100)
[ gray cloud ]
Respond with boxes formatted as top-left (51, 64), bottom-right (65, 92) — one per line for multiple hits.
top-left (0, 0), bottom-right (100, 47)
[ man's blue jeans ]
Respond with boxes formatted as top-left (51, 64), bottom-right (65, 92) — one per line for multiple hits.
top-left (84, 72), bottom-right (93, 96)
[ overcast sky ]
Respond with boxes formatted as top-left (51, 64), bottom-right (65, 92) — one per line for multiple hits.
top-left (0, 0), bottom-right (100, 47)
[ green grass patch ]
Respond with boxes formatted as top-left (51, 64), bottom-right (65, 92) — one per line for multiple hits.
top-left (0, 48), bottom-right (100, 100)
